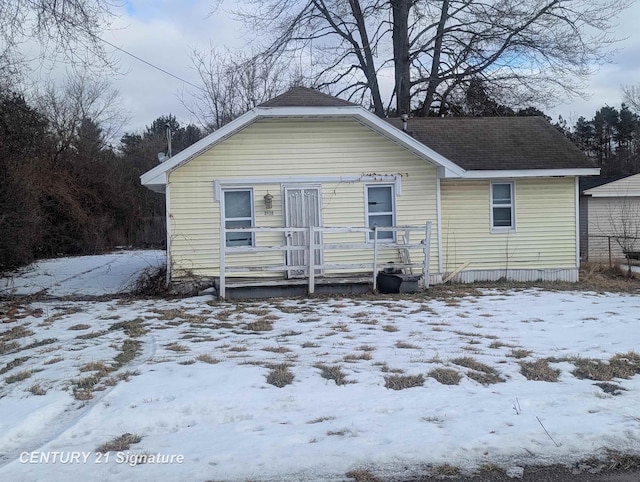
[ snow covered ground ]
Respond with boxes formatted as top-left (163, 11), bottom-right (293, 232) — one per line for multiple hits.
top-left (1, 254), bottom-right (640, 481)
top-left (0, 250), bottom-right (165, 297)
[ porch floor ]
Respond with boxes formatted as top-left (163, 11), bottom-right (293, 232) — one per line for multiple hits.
top-left (212, 273), bottom-right (421, 299)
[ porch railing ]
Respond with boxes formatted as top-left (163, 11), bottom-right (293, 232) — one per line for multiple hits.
top-left (219, 223), bottom-right (432, 299)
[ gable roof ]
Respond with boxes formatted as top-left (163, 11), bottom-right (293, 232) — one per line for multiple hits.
top-left (259, 86), bottom-right (357, 107)
top-left (385, 116), bottom-right (595, 171)
top-left (584, 173), bottom-right (640, 197)
top-left (141, 88), bottom-right (599, 191)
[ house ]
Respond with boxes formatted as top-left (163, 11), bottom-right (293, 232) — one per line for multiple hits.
top-left (582, 174), bottom-right (640, 262)
top-left (141, 87), bottom-right (598, 298)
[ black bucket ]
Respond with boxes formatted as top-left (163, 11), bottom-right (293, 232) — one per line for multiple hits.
top-left (377, 272), bottom-right (403, 294)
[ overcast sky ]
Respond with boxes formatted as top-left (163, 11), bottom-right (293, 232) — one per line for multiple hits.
top-left (101, 0), bottom-right (640, 135)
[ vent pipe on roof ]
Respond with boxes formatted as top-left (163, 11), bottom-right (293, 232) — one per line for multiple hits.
top-left (401, 113), bottom-right (408, 132)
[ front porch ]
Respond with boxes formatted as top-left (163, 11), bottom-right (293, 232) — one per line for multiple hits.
top-left (215, 224), bottom-right (432, 299)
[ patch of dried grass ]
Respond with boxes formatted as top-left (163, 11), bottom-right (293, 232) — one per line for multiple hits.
top-left (520, 359), bottom-right (560, 382)
top-left (428, 367), bottom-right (462, 385)
top-left (96, 433), bottom-right (142, 453)
top-left (384, 374), bottom-right (424, 390)
top-left (266, 363), bottom-right (294, 388)
top-left (315, 363), bottom-right (352, 385)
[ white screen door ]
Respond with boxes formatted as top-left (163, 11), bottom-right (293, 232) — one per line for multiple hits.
top-left (284, 186), bottom-right (322, 278)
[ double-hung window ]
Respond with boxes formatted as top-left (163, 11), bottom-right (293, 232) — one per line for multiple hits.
top-left (223, 189), bottom-right (254, 247)
top-left (366, 185), bottom-right (395, 240)
top-left (490, 181), bottom-right (515, 231)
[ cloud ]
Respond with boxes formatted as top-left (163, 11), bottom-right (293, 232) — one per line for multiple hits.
top-left (103, 0), bottom-right (245, 134)
top-left (31, 0), bottom-right (640, 134)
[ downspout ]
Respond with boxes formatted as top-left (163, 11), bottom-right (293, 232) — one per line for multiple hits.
top-left (575, 176), bottom-right (580, 279)
top-left (165, 181), bottom-right (171, 288)
top-left (436, 176), bottom-right (443, 279)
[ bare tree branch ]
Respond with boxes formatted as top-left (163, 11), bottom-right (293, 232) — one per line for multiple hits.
top-left (230, 0), bottom-right (631, 117)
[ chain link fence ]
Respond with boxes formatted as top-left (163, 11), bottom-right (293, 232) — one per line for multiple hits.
top-left (584, 235), bottom-right (640, 266)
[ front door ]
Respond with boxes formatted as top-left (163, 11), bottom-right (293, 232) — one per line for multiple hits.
top-left (284, 186), bottom-right (322, 278)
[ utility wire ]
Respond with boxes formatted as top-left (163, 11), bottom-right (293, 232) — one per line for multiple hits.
top-left (96, 35), bottom-right (204, 92)
top-left (23, 0), bottom-right (205, 93)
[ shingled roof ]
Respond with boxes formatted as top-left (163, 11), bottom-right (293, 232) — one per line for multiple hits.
top-left (385, 116), bottom-right (595, 171)
top-left (259, 86), bottom-right (357, 108)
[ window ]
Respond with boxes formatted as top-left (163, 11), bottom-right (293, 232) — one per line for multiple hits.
top-left (366, 185), bottom-right (395, 240)
top-left (223, 189), bottom-right (254, 246)
top-left (491, 182), bottom-right (515, 231)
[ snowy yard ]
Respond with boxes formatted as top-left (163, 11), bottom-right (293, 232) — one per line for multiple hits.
top-left (1, 254), bottom-right (640, 481)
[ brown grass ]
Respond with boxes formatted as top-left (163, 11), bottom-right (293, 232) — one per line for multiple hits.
top-left (266, 363), bottom-right (294, 388)
top-left (577, 262), bottom-right (638, 292)
top-left (96, 433), bottom-right (142, 453)
top-left (384, 374), bottom-right (425, 390)
top-left (0, 356), bottom-right (30, 375)
top-left (246, 318), bottom-right (274, 331)
top-left (196, 354), bottom-right (220, 364)
top-left (27, 383), bottom-right (47, 395)
top-left (431, 464), bottom-right (461, 477)
top-left (114, 339), bottom-right (141, 367)
top-left (165, 342), bottom-right (189, 352)
top-left (262, 346), bottom-right (291, 353)
top-left (76, 331), bottom-right (107, 340)
top-left (109, 319), bottom-right (147, 337)
top-left (0, 340), bottom-right (20, 355)
top-left (1, 325), bottom-right (34, 341)
top-left (571, 354), bottom-right (639, 381)
top-left (395, 341), bottom-right (420, 349)
top-left (79, 361), bottom-right (112, 376)
top-left (345, 469), bottom-right (384, 482)
top-left (605, 450), bottom-right (640, 471)
top-left (452, 357), bottom-right (505, 385)
top-left (428, 367), bottom-right (462, 385)
top-left (301, 342), bottom-right (320, 348)
top-left (508, 348), bottom-right (533, 359)
top-left (315, 363), bottom-right (352, 385)
top-left (307, 416), bottom-right (335, 424)
top-left (44, 356), bottom-right (64, 365)
top-left (520, 359), bottom-right (560, 382)
top-left (343, 352), bottom-right (373, 362)
top-left (4, 369), bottom-right (33, 383)
top-left (68, 324), bottom-right (91, 331)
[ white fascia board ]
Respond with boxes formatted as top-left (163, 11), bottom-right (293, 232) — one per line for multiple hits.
top-left (585, 190), bottom-right (640, 198)
top-left (462, 168), bottom-right (600, 179)
top-left (140, 109), bottom-right (260, 187)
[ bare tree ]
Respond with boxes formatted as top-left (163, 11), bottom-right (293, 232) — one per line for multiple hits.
top-left (622, 85), bottom-right (640, 114)
top-left (0, 0), bottom-right (118, 79)
top-left (591, 190), bottom-right (640, 275)
top-left (35, 71), bottom-right (130, 151)
top-left (234, 0), bottom-right (631, 116)
top-left (183, 47), bottom-right (303, 131)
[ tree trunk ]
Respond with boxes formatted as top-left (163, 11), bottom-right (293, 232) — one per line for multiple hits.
top-left (349, 0), bottom-right (385, 117)
top-left (418, 0), bottom-right (449, 116)
top-left (391, 0), bottom-right (410, 115)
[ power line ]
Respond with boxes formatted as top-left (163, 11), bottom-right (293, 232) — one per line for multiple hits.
top-left (23, 0), bottom-right (205, 93)
top-left (96, 35), bottom-right (204, 92)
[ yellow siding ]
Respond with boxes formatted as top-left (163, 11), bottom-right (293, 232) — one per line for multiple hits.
top-left (168, 118), bottom-right (439, 278)
top-left (440, 178), bottom-right (577, 272)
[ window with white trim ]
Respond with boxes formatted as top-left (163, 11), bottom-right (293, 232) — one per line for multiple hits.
top-left (490, 181), bottom-right (515, 231)
top-left (223, 189), bottom-right (254, 246)
top-left (366, 185), bottom-right (395, 240)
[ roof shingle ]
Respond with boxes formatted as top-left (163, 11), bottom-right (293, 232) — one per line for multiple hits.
top-left (259, 86), bottom-right (357, 108)
top-left (385, 116), bottom-right (596, 171)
